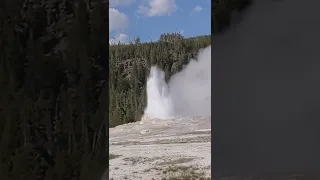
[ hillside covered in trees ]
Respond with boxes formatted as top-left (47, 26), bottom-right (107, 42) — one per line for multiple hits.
top-left (0, 0), bottom-right (251, 179)
top-left (109, 34), bottom-right (211, 127)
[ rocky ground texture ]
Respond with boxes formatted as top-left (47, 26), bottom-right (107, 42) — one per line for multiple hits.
top-left (105, 116), bottom-right (211, 180)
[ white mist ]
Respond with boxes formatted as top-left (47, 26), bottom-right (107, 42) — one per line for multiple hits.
top-left (144, 46), bottom-right (211, 119)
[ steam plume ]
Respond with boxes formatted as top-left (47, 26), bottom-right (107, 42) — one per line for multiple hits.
top-left (144, 46), bottom-right (211, 119)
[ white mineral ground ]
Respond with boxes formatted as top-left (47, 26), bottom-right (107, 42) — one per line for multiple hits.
top-left (105, 115), bottom-right (211, 180)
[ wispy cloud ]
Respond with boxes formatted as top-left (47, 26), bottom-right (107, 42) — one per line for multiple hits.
top-left (109, 8), bottom-right (129, 32)
top-left (137, 0), bottom-right (177, 17)
top-left (192, 5), bottom-right (203, 13)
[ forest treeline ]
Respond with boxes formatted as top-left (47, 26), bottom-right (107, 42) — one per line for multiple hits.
top-left (0, 0), bottom-right (251, 179)
top-left (109, 34), bottom-right (211, 127)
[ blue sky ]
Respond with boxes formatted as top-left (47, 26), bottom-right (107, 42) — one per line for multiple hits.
top-left (109, 0), bottom-right (211, 44)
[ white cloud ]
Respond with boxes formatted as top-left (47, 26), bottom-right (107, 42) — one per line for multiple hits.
top-left (109, 33), bottom-right (129, 44)
top-left (109, 8), bottom-right (129, 32)
top-left (192, 5), bottom-right (203, 13)
top-left (137, 0), bottom-right (177, 17)
top-left (109, 0), bottom-right (134, 7)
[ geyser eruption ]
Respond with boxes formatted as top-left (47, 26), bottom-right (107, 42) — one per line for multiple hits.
top-left (144, 46), bottom-right (211, 119)
top-left (144, 66), bottom-right (175, 119)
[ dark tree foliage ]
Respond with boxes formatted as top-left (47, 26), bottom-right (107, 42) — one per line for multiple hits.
top-left (0, 0), bottom-right (108, 179)
top-left (109, 34), bottom-right (211, 128)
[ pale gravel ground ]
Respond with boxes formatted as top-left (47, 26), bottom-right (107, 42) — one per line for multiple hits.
top-left (104, 116), bottom-right (211, 180)
top-left (109, 142), bottom-right (211, 180)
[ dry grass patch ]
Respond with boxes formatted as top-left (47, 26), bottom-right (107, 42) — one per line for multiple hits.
top-left (157, 157), bottom-right (195, 166)
top-left (109, 154), bottom-right (121, 160)
top-left (123, 156), bottom-right (162, 165)
top-left (161, 165), bottom-right (210, 180)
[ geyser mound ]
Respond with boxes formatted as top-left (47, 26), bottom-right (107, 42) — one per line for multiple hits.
top-left (144, 46), bottom-right (211, 120)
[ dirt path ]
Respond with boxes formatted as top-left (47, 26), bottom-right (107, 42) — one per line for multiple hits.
top-left (106, 116), bottom-right (211, 180)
